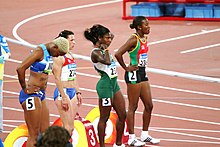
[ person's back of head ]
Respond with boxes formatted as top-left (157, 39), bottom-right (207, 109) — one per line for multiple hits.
top-left (35, 126), bottom-right (72, 147)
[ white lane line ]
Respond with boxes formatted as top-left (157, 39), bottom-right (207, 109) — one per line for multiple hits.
top-left (12, 0), bottom-right (220, 48)
top-left (3, 106), bottom-right (59, 117)
top-left (75, 72), bottom-right (220, 97)
top-left (3, 120), bottom-right (25, 123)
top-left (155, 99), bottom-right (220, 111)
top-left (4, 71), bottom-right (220, 98)
top-left (159, 139), bottom-right (220, 145)
top-left (150, 127), bottom-right (220, 133)
top-left (3, 103), bottom-right (220, 126)
top-left (135, 111), bottom-right (220, 126)
top-left (12, 0), bottom-right (122, 44)
top-left (181, 43), bottom-right (220, 54)
top-left (154, 129), bottom-right (220, 141)
top-left (148, 28), bottom-right (220, 45)
top-left (4, 71), bottom-right (220, 104)
top-left (134, 127), bottom-right (220, 144)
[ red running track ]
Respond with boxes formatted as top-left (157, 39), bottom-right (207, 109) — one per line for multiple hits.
top-left (1, 0), bottom-right (220, 146)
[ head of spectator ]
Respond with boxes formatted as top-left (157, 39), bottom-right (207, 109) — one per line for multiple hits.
top-left (35, 126), bottom-right (72, 147)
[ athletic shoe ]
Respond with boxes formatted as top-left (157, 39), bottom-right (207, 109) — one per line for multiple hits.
top-left (128, 138), bottom-right (145, 146)
top-left (113, 143), bottom-right (125, 147)
top-left (141, 135), bottom-right (160, 144)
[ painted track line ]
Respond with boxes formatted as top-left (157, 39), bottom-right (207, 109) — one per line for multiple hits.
top-left (181, 43), bottom-right (220, 54)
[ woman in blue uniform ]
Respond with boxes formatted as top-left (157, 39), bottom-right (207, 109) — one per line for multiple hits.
top-left (16, 37), bottom-right (69, 147)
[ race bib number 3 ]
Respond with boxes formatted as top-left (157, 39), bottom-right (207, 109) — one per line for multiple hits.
top-left (102, 98), bottom-right (111, 106)
top-left (26, 97), bottom-right (36, 111)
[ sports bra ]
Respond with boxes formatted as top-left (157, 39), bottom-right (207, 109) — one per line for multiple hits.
top-left (30, 44), bottom-right (53, 74)
top-left (60, 55), bottom-right (77, 81)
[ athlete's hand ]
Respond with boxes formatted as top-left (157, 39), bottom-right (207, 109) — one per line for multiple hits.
top-left (126, 65), bottom-right (138, 72)
top-left (77, 94), bottom-right (82, 106)
top-left (100, 44), bottom-right (109, 50)
top-left (24, 86), bottom-right (40, 94)
top-left (61, 95), bottom-right (69, 111)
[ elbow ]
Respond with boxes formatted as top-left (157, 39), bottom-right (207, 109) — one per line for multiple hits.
top-left (114, 54), bottom-right (121, 63)
top-left (16, 65), bottom-right (25, 75)
top-left (114, 52), bottom-right (120, 60)
top-left (16, 66), bottom-right (21, 74)
top-left (106, 62), bottom-right (111, 65)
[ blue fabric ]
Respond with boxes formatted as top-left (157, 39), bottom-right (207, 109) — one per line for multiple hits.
top-left (0, 35), bottom-right (10, 56)
top-left (19, 89), bottom-right (46, 104)
top-left (0, 57), bottom-right (4, 64)
top-left (53, 87), bottom-right (76, 101)
top-left (30, 44), bottom-right (53, 74)
top-left (0, 138), bottom-right (3, 147)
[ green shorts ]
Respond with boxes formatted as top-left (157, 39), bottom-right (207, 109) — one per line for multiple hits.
top-left (96, 73), bottom-right (120, 99)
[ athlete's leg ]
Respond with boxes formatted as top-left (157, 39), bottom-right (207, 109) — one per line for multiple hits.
top-left (140, 81), bottom-right (160, 144)
top-left (140, 81), bottom-right (153, 131)
top-left (126, 83), bottom-right (141, 134)
top-left (21, 97), bottom-right (42, 147)
top-left (40, 100), bottom-right (49, 133)
top-left (112, 90), bottom-right (126, 146)
top-left (98, 98), bottom-right (111, 147)
top-left (55, 97), bottom-right (77, 134)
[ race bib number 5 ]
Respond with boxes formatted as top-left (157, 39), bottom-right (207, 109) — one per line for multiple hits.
top-left (26, 97), bottom-right (36, 111)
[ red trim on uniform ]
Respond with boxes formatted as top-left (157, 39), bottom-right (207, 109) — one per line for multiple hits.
top-left (63, 56), bottom-right (75, 67)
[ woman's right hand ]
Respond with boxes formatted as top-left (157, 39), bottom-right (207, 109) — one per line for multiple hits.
top-left (126, 65), bottom-right (139, 72)
top-left (24, 86), bottom-right (40, 94)
top-left (100, 44), bottom-right (109, 50)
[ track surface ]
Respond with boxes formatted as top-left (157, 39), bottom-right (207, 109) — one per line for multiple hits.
top-left (1, 0), bottom-right (220, 146)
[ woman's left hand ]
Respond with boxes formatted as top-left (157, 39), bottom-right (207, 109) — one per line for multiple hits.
top-left (61, 95), bottom-right (69, 111)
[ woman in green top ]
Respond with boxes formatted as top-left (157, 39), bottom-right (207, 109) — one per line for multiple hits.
top-left (115, 16), bottom-right (160, 146)
top-left (84, 24), bottom-right (126, 147)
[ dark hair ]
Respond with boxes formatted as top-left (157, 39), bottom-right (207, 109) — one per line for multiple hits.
top-left (130, 16), bottom-right (146, 30)
top-left (84, 24), bottom-right (110, 45)
top-left (35, 126), bottom-right (72, 147)
top-left (57, 30), bottom-right (74, 39)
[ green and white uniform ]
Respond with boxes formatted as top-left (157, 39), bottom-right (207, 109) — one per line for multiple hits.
top-left (93, 48), bottom-right (120, 100)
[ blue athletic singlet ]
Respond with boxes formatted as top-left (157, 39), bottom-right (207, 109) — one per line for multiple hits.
top-left (30, 44), bottom-right (53, 74)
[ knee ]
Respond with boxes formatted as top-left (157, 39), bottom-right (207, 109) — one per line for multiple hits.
top-left (118, 111), bottom-right (127, 122)
top-left (99, 115), bottom-right (110, 123)
top-left (129, 104), bottom-right (138, 112)
top-left (65, 125), bottom-right (74, 135)
top-left (29, 126), bottom-right (41, 136)
top-left (145, 104), bottom-right (153, 113)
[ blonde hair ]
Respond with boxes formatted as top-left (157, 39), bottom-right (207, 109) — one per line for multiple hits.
top-left (52, 37), bottom-right (69, 53)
